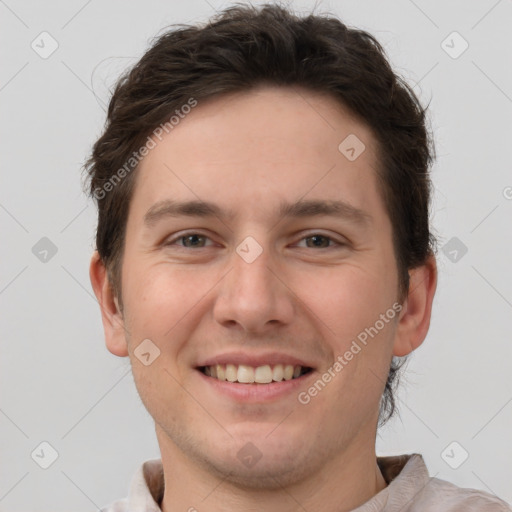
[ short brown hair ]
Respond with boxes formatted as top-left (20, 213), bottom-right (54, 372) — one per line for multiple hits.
top-left (84, 3), bottom-right (436, 425)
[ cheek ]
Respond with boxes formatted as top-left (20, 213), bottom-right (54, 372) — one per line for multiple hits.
top-left (122, 261), bottom-right (204, 334)
top-left (299, 265), bottom-right (398, 418)
top-left (121, 264), bottom-right (200, 413)
top-left (294, 260), bottom-right (398, 343)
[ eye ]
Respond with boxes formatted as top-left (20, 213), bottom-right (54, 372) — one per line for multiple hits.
top-left (296, 234), bottom-right (341, 249)
top-left (165, 232), bottom-right (214, 248)
top-left (163, 232), bottom-right (344, 250)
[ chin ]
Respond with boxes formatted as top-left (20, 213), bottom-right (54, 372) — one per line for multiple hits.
top-left (204, 450), bottom-right (316, 490)
top-left (193, 430), bottom-right (319, 490)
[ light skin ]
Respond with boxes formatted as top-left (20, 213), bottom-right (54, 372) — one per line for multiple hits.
top-left (90, 86), bottom-right (437, 511)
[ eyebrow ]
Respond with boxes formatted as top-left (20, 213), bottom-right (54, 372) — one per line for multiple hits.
top-left (143, 198), bottom-right (372, 227)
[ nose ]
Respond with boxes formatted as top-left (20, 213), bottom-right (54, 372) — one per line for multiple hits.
top-left (212, 241), bottom-right (295, 334)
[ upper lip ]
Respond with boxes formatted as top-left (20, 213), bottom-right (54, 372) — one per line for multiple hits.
top-left (196, 351), bottom-right (316, 369)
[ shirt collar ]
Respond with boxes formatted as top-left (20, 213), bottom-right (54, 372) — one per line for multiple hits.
top-left (127, 458), bottom-right (165, 511)
top-left (353, 454), bottom-right (430, 511)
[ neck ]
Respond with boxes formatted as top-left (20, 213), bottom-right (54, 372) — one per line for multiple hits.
top-left (158, 425), bottom-right (387, 512)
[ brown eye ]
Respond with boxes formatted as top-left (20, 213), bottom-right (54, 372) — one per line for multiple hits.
top-left (303, 235), bottom-right (333, 248)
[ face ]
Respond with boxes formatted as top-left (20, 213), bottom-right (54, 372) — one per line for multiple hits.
top-left (94, 86), bottom-right (430, 488)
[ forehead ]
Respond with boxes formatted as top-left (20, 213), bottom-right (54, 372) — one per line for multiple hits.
top-left (130, 86), bottom-right (384, 223)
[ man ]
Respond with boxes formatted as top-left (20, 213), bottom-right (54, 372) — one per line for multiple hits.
top-left (86, 3), bottom-right (511, 511)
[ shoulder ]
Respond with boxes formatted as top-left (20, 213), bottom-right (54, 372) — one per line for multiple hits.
top-left (418, 476), bottom-right (512, 511)
top-left (100, 497), bottom-right (129, 512)
top-left (377, 454), bottom-right (511, 512)
top-left (99, 458), bottom-right (164, 512)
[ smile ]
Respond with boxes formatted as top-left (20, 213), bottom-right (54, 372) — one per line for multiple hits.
top-left (200, 364), bottom-right (312, 384)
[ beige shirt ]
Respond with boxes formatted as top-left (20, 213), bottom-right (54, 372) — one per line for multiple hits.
top-left (101, 454), bottom-right (511, 511)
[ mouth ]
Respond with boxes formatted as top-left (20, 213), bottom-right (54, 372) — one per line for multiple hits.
top-left (198, 364), bottom-right (313, 384)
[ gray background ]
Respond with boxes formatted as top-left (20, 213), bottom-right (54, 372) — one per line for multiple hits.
top-left (1, 0), bottom-right (511, 510)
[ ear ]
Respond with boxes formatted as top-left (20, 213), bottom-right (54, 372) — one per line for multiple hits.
top-left (393, 254), bottom-right (437, 357)
top-left (89, 251), bottom-right (129, 357)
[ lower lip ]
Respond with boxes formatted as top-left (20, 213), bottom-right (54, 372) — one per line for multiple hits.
top-left (196, 369), bottom-right (315, 403)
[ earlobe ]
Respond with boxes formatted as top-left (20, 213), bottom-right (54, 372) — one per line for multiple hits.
top-left (393, 255), bottom-right (437, 357)
top-left (89, 251), bottom-right (129, 357)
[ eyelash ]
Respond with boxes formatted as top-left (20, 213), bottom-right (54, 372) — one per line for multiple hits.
top-left (164, 231), bottom-right (344, 249)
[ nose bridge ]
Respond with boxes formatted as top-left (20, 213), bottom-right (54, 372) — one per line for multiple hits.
top-left (233, 242), bottom-right (274, 297)
top-left (213, 237), bottom-right (294, 331)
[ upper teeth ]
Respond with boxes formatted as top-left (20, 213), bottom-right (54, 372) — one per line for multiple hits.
top-left (203, 364), bottom-right (304, 383)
